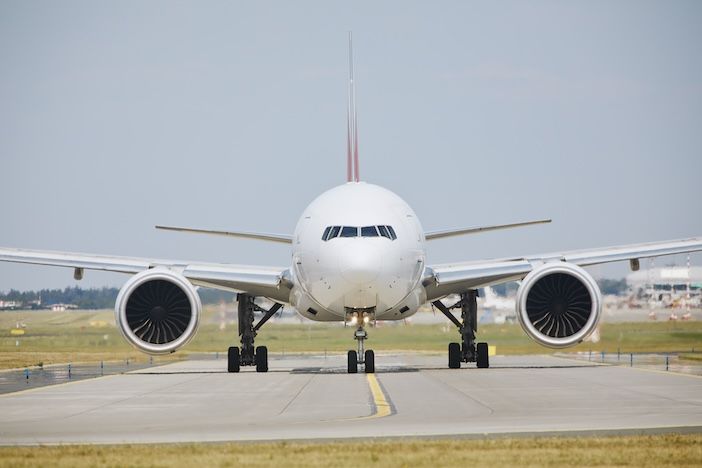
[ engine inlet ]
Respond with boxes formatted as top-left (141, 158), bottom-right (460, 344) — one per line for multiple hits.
top-left (126, 279), bottom-right (192, 344)
top-left (516, 262), bottom-right (601, 348)
top-left (115, 269), bottom-right (201, 354)
top-left (525, 272), bottom-right (592, 338)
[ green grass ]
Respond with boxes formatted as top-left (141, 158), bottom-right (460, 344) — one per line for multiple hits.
top-left (679, 353), bottom-right (702, 362)
top-left (0, 309), bottom-right (178, 369)
top-left (0, 434), bottom-right (699, 467)
top-left (1, 308), bottom-right (701, 369)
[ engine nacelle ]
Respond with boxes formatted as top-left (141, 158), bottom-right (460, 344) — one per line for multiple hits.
top-left (516, 262), bottom-right (601, 348)
top-left (115, 269), bottom-right (201, 355)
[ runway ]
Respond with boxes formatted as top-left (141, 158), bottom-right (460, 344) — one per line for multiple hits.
top-left (0, 354), bottom-right (700, 445)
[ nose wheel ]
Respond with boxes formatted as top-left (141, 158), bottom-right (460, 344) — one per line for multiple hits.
top-left (347, 326), bottom-right (375, 373)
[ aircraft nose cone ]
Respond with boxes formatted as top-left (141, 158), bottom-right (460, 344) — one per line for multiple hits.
top-left (339, 245), bottom-right (382, 285)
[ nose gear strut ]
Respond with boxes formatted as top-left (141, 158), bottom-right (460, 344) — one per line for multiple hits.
top-left (432, 290), bottom-right (490, 369)
top-left (345, 310), bottom-right (375, 373)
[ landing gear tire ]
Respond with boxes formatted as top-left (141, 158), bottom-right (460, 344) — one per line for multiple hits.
top-left (228, 293), bottom-right (282, 374)
top-left (347, 350), bottom-right (358, 374)
top-left (255, 346), bottom-right (268, 373)
top-left (364, 349), bottom-right (375, 373)
top-left (476, 342), bottom-right (489, 369)
top-left (435, 291), bottom-right (491, 370)
top-left (448, 342), bottom-right (461, 369)
top-left (228, 346), bottom-right (240, 373)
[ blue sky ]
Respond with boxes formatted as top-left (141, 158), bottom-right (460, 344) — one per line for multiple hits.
top-left (1, 1), bottom-right (701, 290)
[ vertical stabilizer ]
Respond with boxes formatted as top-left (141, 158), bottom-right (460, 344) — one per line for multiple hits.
top-left (346, 32), bottom-right (360, 182)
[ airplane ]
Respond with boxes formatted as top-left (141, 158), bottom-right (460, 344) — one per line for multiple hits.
top-left (1, 34), bottom-right (702, 374)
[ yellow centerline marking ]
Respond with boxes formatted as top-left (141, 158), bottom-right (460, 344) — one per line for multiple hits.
top-left (365, 373), bottom-right (392, 419)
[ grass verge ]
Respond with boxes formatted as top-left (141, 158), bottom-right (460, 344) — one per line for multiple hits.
top-left (1, 308), bottom-right (700, 369)
top-left (679, 353), bottom-right (702, 362)
top-left (0, 434), bottom-right (700, 467)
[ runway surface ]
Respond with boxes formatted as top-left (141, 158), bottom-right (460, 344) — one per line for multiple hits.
top-left (0, 354), bottom-right (700, 445)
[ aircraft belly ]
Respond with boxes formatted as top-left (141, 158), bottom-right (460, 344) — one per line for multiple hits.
top-left (289, 286), bottom-right (343, 321)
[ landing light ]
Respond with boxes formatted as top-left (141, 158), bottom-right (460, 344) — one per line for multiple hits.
top-left (363, 315), bottom-right (370, 324)
top-left (350, 315), bottom-right (358, 325)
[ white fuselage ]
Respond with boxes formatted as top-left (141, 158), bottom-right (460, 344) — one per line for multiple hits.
top-left (289, 182), bottom-right (427, 321)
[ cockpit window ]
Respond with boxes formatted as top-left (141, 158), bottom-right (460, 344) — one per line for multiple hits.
top-left (323, 225), bottom-right (396, 241)
top-left (361, 226), bottom-right (379, 237)
top-left (322, 226), bottom-right (332, 241)
top-left (329, 226), bottom-right (341, 240)
top-left (386, 225), bottom-right (397, 240)
top-left (340, 226), bottom-right (359, 237)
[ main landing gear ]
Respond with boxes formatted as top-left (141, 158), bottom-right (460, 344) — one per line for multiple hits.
top-left (346, 311), bottom-right (375, 374)
top-left (228, 293), bottom-right (282, 373)
top-left (432, 290), bottom-right (489, 369)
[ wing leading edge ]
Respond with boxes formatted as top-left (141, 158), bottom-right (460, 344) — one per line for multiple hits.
top-left (425, 219), bottom-right (551, 241)
top-left (0, 247), bottom-right (291, 303)
top-left (424, 236), bottom-right (702, 301)
top-left (155, 225), bottom-right (293, 244)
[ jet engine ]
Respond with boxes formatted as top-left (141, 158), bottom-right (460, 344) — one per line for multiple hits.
top-left (515, 262), bottom-right (601, 348)
top-left (115, 269), bottom-right (201, 354)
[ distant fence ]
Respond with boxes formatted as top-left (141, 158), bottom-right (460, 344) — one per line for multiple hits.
top-left (558, 350), bottom-right (702, 376)
top-left (0, 358), bottom-right (161, 395)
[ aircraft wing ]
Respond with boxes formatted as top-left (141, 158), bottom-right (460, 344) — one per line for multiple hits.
top-left (155, 225), bottom-right (293, 244)
top-left (424, 237), bottom-right (702, 301)
top-left (425, 218), bottom-right (551, 241)
top-left (0, 247), bottom-right (291, 303)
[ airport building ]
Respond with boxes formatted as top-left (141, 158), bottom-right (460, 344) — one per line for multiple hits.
top-left (627, 266), bottom-right (702, 306)
top-left (0, 300), bottom-right (21, 310)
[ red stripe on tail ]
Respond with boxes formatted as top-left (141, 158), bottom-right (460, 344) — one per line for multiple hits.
top-left (346, 32), bottom-right (360, 183)
top-left (347, 108), bottom-right (353, 182)
top-left (353, 111), bottom-right (359, 182)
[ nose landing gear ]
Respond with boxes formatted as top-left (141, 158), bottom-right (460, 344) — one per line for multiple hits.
top-left (433, 290), bottom-right (490, 369)
top-left (346, 311), bottom-right (375, 373)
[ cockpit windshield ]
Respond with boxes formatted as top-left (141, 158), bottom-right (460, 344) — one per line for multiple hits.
top-left (322, 225), bottom-right (397, 241)
top-left (361, 226), bottom-right (379, 237)
top-left (340, 226), bottom-right (359, 238)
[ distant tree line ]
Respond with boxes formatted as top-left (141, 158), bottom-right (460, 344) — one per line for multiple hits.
top-left (198, 289), bottom-right (237, 304)
top-left (0, 286), bottom-right (236, 310)
top-left (490, 278), bottom-right (627, 297)
top-left (490, 282), bottom-right (518, 296)
top-left (1, 278), bottom-right (629, 310)
top-left (596, 278), bottom-right (628, 295)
